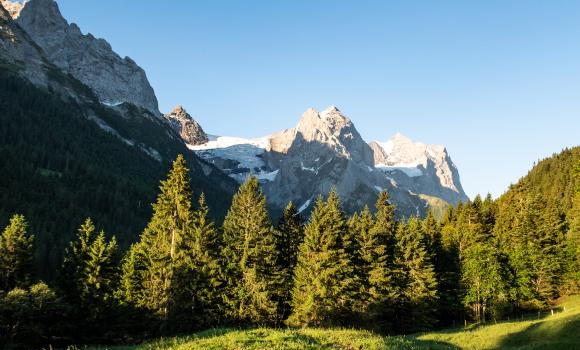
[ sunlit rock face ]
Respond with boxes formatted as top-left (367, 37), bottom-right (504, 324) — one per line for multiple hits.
top-left (12, 0), bottom-right (160, 115)
top-left (187, 106), bottom-right (467, 217)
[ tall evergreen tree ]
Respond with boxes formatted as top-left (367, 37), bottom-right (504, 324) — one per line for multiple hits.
top-left (288, 190), bottom-right (358, 327)
top-left (274, 202), bottom-right (304, 320)
top-left (118, 154), bottom-right (195, 319)
top-left (221, 176), bottom-right (280, 324)
top-left (394, 217), bottom-right (439, 332)
top-left (353, 203), bottom-right (397, 331)
top-left (61, 218), bottom-right (119, 319)
top-left (0, 215), bottom-right (34, 291)
top-left (173, 193), bottom-right (223, 326)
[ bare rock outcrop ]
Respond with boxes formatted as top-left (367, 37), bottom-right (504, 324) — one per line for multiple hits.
top-left (164, 106), bottom-right (209, 145)
top-left (10, 0), bottom-right (159, 114)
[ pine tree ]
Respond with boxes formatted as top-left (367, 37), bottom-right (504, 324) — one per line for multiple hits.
top-left (565, 191), bottom-right (580, 292)
top-left (0, 215), bottom-right (34, 291)
top-left (173, 193), bottom-right (223, 326)
top-left (394, 217), bottom-right (439, 332)
top-left (352, 203), bottom-right (396, 331)
top-left (83, 233), bottom-right (119, 318)
top-left (61, 218), bottom-right (119, 319)
top-left (221, 176), bottom-right (280, 324)
top-left (118, 154), bottom-right (195, 319)
top-left (287, 190), bottom-right (358, 327)
top-left (274, 202), bottom-right (304, 321)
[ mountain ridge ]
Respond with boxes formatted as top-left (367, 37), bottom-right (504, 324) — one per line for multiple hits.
top-left (6, 0), bottom-right (160, 115)
top-left (188, 105), bottom-right (467, 217)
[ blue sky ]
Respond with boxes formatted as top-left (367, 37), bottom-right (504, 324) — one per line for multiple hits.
top-left (54, 0), bottom-right (580, 198)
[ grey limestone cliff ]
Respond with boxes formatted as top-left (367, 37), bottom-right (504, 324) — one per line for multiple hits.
top-left (10, 0), bottom-right (159, 114)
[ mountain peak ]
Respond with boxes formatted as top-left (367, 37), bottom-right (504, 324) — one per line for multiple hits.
top-left (1, 0), bottom-right (25, 19)
top-left (391, 132), bottom-right (413, 143)
top-left (170, 105), bottom-right (188, 117)
top-left (15, 0), bottom-right (160, 114)
top-left (164, 106), bottom-right (208, 145)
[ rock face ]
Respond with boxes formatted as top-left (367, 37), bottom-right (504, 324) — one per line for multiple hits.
top-left (188, 106), bottom-right (465, 218)
top-left (0, 0), bottom-right (24, 18)
top-left (10, 0), bottom-right (159, 114)
top-left (164, 106), bottom-right (209, 145)
top-left (370, 134), bottom-right (468, 205)
top-left (0, 1), bottom-right (58, 88)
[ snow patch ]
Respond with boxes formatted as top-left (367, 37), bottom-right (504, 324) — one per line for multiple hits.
top-left (376, 164), bottom-right (424, 177)
top-left (102, 100), bottom-right (125, 107)
top-left (256, 169), bottom-right (279, 182)
top-left (300, 161), bottom-right (316, 173)
top-left (298, 199), bottom-right (312, 213)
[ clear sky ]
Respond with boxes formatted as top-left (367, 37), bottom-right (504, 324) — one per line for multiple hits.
top-left (54, 0), bottom-right (580, 199)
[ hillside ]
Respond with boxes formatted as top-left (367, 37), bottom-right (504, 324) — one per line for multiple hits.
top-left (86, 295), bottom-right (580, 350)
top-left (0, 70), bottom-right (237, 280)
top-left (498, 146), bottom-right (580, 214)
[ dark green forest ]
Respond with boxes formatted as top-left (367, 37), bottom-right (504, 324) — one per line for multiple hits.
top-left (1, 147), bottom-right (579, 348)
top-left (0, 71), bottom-right (237, 281)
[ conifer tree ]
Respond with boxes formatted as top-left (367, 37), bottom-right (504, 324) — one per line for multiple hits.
top-left (394, 217), bottom-right (439, 332)
top-left (566, 190), bottom-right (580, 292)
top-left (61, 218), bottom-right (119, 319)
top-left (352, 204), bottom-right (396, 330)
top-left (274, 202), bottom-right (304, 320)
top-left (288, 190), bottom-right (358, 326)
top-left (173, 193), bottom-right (223, 325)
top-left (0, 215), bottom-right (34, 291)
top-left (374, 191), bottom-right (397, 258)
top-left (221, 176), bottom-right (280, 324)
top-left (119, 154), bottom-right (195, 319)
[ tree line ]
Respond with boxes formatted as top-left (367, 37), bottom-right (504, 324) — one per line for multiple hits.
top-left (1, 155), bottom-right (578, 348)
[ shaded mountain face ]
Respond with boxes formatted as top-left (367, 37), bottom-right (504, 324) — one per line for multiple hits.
top-left (189, 106), bottom-right (466, 217)
top-left (0, 1), bottom-right (238, 278)
top-left (6, 0), bottom-right (160, 115)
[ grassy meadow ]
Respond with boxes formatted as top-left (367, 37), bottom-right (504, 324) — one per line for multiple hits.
top-left (82, 295), bottom-right (580, 350)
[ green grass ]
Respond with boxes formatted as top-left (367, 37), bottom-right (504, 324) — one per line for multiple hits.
top-left (84, 296), bottom-right (580, 350)
top-left (417, 295), bottom-right (580, 349)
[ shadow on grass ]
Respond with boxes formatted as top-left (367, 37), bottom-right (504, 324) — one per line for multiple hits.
top-left (492, 312), bottom-right (580, 349)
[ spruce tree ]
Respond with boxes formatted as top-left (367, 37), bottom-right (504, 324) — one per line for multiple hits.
top-left (394, 217), bottom-right (439, 332)
top-left (0, 215), bottom-right (34, 291)
top-left (61, 218), bottom-right (119, 319)
top-left (274, 202), bottom-right (304, 320)
top-left (287, 190), bottom-right (358, 326)
top-left (119, 154), bottom-right (195, 319)
top-left (566, 191), bottom-right (580, 292)
top-left (353, 203), bottom-right (396, 330)
top-left (221, 176), bottom-right (280, 324)
top-left (173, 193), bottom-right (222, 326)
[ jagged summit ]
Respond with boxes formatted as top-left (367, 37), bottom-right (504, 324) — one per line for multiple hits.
top-left (370, 133), bottom-right (468, 204)
top-left (186, 106), bottom-right (466, 217)
top-left (0, 0), bottom-right (25, 18)
top-left (164, 105), bottom-right (208, 146)
top-left (11, 0), bottom-right (160, 114)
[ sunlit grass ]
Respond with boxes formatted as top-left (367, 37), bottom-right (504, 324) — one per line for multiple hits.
top-left (85, 295), bottom-right (580, 350)
top-left (417, 295), bottom-right (580, 349)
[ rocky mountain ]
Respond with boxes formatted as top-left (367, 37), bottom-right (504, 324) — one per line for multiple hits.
top-left (369, 133), bottom-right (468, 205)
top-left (0, 0), bottom-right (23, 18)
top-left (5, 0), bottom-right (160, 114)
top-left (0, 0), bottom-right (238, 277)
top-left (164, 106), bottom-right (209, 145)
top-left (190, 106), bottom-right (468, 217)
